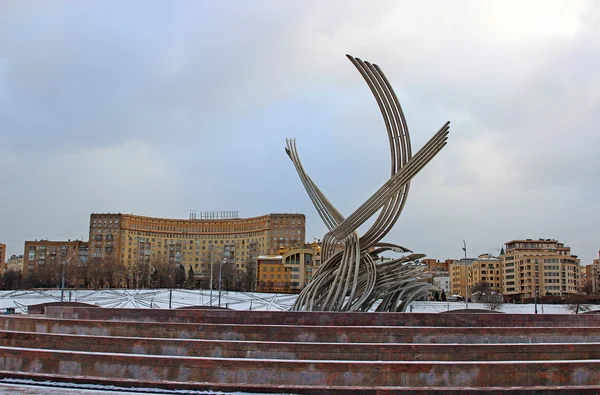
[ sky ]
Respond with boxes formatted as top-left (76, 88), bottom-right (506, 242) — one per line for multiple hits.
top-left (1, 0), bottom-right (599, 264)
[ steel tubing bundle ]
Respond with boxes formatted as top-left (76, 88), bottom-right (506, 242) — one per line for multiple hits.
top-left (287, 55), bottom-right (450, 312)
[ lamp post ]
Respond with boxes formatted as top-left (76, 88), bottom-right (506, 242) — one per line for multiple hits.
top-left (60, 259), bottom-right (66, 302)
top-left (534, 274), bottom-right (539, 314)
top-left (219, 258), bottom-right (225, 307)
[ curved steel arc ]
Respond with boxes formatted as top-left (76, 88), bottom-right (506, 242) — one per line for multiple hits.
top-left (286, 55), bottom-right (450, 312)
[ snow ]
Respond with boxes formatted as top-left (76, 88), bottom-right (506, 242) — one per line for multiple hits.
top-left (0, 289), bottom-right (578, 314)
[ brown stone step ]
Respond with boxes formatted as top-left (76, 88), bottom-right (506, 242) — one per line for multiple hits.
top-left (3, 315), bottom-right (600, 343)
top-left (0, 330), bottom-right (599, 361)
top-left (0, 346), bottom-right (598, 388)
top-left (45, 307), bottom-right (600, 327)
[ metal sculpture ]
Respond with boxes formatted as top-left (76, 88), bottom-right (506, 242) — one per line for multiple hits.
top-left (286, 55), bottom-right (450, 312)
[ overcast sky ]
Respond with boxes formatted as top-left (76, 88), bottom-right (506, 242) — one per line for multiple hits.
top-left (1, 0), bottom-right (599, 265)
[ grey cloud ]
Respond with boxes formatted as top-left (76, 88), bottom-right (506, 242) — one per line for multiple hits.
top-left (1, 0), bottom-right (599, 266)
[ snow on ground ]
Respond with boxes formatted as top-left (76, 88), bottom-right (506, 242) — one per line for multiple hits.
top-left (0, 289), bottom-right (576, 314)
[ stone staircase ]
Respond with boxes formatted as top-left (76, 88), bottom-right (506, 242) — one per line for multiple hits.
top-left (0, 307), bottom-right (597, 393)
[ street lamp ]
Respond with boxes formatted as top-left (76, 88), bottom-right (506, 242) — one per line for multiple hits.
top-left (60, 258), bottom-right (66, 302)
top-left (534, 274), bottom-right (539, 314)
top-left (219, 258), bottom-right (225, 307)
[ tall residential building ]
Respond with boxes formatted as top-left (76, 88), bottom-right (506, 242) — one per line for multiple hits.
top-left (89, 212), bottom-right (306, 287)
top-left (23, 240), bottom-right (89, 282)
top-left (501, 239), bottom-right (580, 300)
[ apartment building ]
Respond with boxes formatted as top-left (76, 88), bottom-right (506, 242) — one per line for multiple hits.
top-left (449, 254), bottom-right (502, 299)
top-left (421, 258), bottom-right (453, 275)
top-left (6, 255), bottom-right (24, 272)
top-left (501, 239), bottom-right (580, 300)
top-left (89, 212), bottom-right (306, 287)
top-left (256, 244), bottom-right (320, 293)
top-left (470, 254), bottom-right (502, 293)
top-left (449, 259), bottom-right (472, 297)
top-left (23, 239), bottom-right (89, 280)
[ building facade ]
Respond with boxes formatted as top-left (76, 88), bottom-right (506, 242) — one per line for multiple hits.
top-left (449, 259), bottom-right (473, 297)
top-left (449, 255), bottom-right (502, 299)
top-left (256, 244), bottom-right (320, 293)
top-left (469, 254), bottom-right (502, 293)
top-left (586, 250), bottom-right (600, 294)
top-left (6, 255), bottom-right (24, 272)
top-left (432, 275), bottom-right (450, 295)
top-left (23, 240), bottom-right (89, 285)
top-left (501, 239), bottom-right (580, 300)
top-left (0, 243), bottom-right (5, 269)
top-left (421, 258), bottom-right (452, 276)
top-left (88, 212), bottom-right (306, 288)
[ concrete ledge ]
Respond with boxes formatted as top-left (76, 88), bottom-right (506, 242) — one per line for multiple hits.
top-left (0, 330), bottom-right (599, 361)
top-left (3, 316), bottom-right (600, 343)
top-left (0, 346), bottom-right (599, 387)
top-left (27, 302), bottom-right (99, 315)
top-left (43, 307), bottom-right (600, 327)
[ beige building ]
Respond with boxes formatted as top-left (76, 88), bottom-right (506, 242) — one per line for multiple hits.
top-left (256, 243), bottom-right (321, 293)
top-left (6, 255), bottom-right (24, 272)
top-left (501, 239), bottom-right (580, 300)
top-left (89, 212), bottom-right (306, 288)
top-left (449, 255), bottom-right (501, 299)
top-left (470, 254), bottom-right (502, 294)
top-left (449, 259), bottom-right (472, 297)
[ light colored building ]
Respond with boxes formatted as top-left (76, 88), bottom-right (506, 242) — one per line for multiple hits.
top-left (432, 275), bottom-right (450, 295)
top-left (501, 239), bottom-right (580, 301)
top-left (469, 254), bottom-right (502, 293)
top-left (256, 245), bottom-right (319, 293)
top-left (89, 212), bottom-right (306, 288)
top-left (449, 255), bottom-right (501, 299)
top-left (449, 259), bottom-right (473, 297)
top-left (6, 255), bottom-right (24, 272)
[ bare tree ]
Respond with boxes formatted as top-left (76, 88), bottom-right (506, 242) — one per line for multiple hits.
top-left (566, 303), bottom-right (592, 314)
top-left (483, 295), bottom-right (503, 311)
top-left (471, 281), bottom-right (491, 294)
